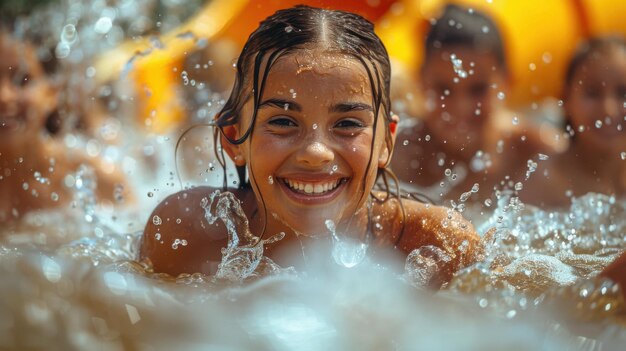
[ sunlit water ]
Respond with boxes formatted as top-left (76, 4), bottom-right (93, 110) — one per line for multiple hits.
top-left (2, 1), bottom-right (626, 350)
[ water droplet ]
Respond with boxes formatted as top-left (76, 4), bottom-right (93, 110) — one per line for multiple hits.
top-left (595, 120), bottom-right (603, 128)
top-left (147, 192), bottom-right (154, 197)
top-left (459, 191), bottom-right (472, 202)
top-left (152, 215), bottom-right (162, 226)
top-left (51, 192), bottom-right (59, 202)
top-left (471, 183), bottom-right (479, 193)
top-left (512, 116), bottom-right (519, 125)
top-left (22, 182), bottom-right (29, 190)
top-left (267, 176), bottom-right (274, 184)
top-left (154, 233), bottom-right (161, 240)
top-left (94, 16), bottom-right (113, 34)
top-left (497, 91), bottom-right (506, 100)
top-left (444, 168), bottom-right (452, 177)
top-left (506, 310), bottom-right (517, 319)
top-left (176, 218), bottom-right (182, 224)
top-left (61, 24), bottom-right (77, 44)
top-left (528, 63), bottom-right (536, 71)
top-left (285, 25), bottom-right (293, 33)
top-left (481, 25), bottom-right (489, 33)
top-left (181, 239), bottom-right (188, 246)
top-left (402, 140), bottom-right (409, 146)
top-left (621, 152), bottom-right (626, 160)
top-left (484, 199), bottom-right (492, 207)
top-left (425, 135), bottom-right (431, 141)
top-left (332, 165), bottom-right (338, 172)
top-left (450, 53), bottom-right (468, 79)
top-left (542, 52), bottom-right (552, 64)
top-left (514, 182), bottom-right (523, 191)
top-left (312, 124), bottom-right (318, 130)
top-left (538, 153), bottom-right (549, 161)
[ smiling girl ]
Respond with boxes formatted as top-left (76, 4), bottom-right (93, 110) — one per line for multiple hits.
top-left (140, 6), bottom-right (480, 286)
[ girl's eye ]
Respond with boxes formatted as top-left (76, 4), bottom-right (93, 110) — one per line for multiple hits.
top-left (13, 72), bottom-right (30, 87)
top-left (583, 86), bottom-right (601, 98)
top-left (334, 119), bottom-right (364, 129)
top-left (268, 117), bottom-right (297, 127)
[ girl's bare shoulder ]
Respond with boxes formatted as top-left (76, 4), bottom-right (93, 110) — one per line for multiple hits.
top-left (139, 186), bottom-right (251, 276)
top-left (371, 191), bottom-right (481, 283)
top-left (372, 192), bottom-right (475, 239)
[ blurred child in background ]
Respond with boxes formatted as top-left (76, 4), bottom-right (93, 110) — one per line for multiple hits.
top-left (0, 32), bottom-right (131, 226)
top-left (390, 4), bottom-right (558, 207)
top-left (522, 36), bottom-right (626, 207)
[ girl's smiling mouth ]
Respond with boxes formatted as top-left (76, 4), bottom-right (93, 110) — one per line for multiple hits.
top-left (276, 176), bottom-right (348, 203)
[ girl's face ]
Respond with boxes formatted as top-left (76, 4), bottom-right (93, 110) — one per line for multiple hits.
top-left (565, 48), bottom-right (626, 153)
top-left (421, 47), bottom-right (506, 155)
top-left (0, 35), bottom-right (57, 145)
top-left (224, 51), bottom-right (392, 235)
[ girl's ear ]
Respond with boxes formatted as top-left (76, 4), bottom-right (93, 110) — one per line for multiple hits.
top-left (390, 114), bottom-right (399, 144)
top-left (220, 124), bottom-right (246, 166)
top-left (378, 114), bottom-right (399, 168)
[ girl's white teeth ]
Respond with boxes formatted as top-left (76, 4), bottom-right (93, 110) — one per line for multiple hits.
top-left (286, 179), bottom-right (340, 194)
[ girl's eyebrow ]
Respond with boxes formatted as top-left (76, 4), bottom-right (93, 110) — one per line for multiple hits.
top-left (259, 98), bottom-right (302, 112)
top-left (258, 99), bottom-right (373, 113)
top-left (329, 102), bottom-right (373, 113)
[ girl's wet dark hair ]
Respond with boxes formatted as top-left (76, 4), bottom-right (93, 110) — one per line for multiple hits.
top-left (212, 5), bottom-right (401, 239)
top-left (562, 35), bottom-right (626, 134)
top-left (423, 4), bottom-right (507, 74)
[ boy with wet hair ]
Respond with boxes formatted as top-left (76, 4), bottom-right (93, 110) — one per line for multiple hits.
top-left (391, 4), bottom-right (555, 208)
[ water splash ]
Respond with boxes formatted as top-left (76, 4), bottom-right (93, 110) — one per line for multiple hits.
top-left (325, 220), bottom-right (368, 268)
top-left (450, 53), bottom-right (468, 79)
top-left (404, 245), bottom-right (452, 288)
top-left (200, 190), bottom-right (285, 282)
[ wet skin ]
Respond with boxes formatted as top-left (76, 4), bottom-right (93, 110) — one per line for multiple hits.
top-left (140, 51), bottom-right (480, 285)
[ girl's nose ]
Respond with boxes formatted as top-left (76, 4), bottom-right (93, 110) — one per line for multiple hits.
top-left (0, 79), bottom-right (19, 116)
top-left (602, 94), bottom-right (620, 120)
top-left (296, 140), bottom-right (335, 168)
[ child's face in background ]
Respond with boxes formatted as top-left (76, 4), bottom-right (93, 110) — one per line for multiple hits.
top-left (420, 47), bottom-right (506, 155)
top-left (565, 48), bottom-right (626, 154)
top-left (230, 51), bottom-right (390, 235)
top-left (0, 35), bottom-right (57, 145)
